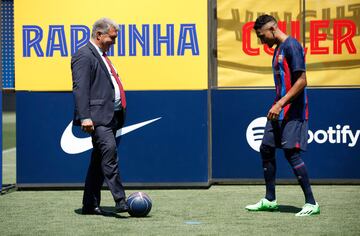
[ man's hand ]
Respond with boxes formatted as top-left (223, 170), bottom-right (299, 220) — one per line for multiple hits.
top-left (267, 102), bottom-right (282, 121)
top-left (267, 71), bottom-right (307, 121)
top-left (81, 119), bottom-right (94, 133)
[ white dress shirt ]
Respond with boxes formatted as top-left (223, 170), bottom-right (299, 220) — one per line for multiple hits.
top-left (90, 40), bottom-right (121, 111)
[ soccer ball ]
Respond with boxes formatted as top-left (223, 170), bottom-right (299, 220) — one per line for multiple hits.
top-left (127, 192), bottom-right (152, 217)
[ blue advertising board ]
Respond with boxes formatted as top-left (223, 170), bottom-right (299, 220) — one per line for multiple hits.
top-left (16, 91), bottom-right (209, 186)
top-left (212, 89), bottom-right (360, 180)
top-left (16, 89), bottom-right (360, 187)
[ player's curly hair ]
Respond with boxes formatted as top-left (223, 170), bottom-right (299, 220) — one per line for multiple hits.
top-left (253, 14), bottom-right (277, 30)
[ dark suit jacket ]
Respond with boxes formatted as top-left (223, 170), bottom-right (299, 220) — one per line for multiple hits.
top-left (71, 42), bottom-right (119, 127)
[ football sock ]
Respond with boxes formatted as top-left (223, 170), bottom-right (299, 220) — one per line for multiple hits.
top-left (284, 149), bottom-right (316, 205)
top-left (260, 144), bottom-right (276, 201)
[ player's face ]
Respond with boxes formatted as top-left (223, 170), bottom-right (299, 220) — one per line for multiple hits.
top-left (256, 23), bottom-right (276, 48)
top-left (98, 27), bottom-right (117, 52)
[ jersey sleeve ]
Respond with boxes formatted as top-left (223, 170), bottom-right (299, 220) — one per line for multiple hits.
top-left (285, 38), bottom-right (306, 73)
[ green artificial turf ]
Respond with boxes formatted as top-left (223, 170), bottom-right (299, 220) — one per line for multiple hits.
top-left (1, 185), bottom-right (359, 235)
top-left (1, 112), bottom-right (360, 235)
top-left (2, 112), bottom-right (16, 150)
top-left (2, 112), bottom-right (16, 185)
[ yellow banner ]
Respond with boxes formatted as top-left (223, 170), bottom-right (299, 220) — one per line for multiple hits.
top-left (217, 0), bottom-right (360, 87)
top-left (15, 0), bottom-right (208, 91)
top-left (305, 0), bottom-right (360, 87)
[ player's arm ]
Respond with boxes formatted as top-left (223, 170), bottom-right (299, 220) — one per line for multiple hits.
top-left (267, 71), bottom-right (307, 120)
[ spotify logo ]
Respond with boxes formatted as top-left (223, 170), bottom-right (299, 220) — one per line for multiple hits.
top-left (246, 117), bottom-right (267, 152)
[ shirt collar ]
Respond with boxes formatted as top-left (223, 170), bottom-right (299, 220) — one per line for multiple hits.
top-left (90, 40), bottom-right (106, 56)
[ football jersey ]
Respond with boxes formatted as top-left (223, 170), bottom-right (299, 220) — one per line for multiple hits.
top-left (272, 37), bottom-right (308, 120)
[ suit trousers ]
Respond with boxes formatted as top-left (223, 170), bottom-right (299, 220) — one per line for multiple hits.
top-left (82, 111), bottom-right (126, 207)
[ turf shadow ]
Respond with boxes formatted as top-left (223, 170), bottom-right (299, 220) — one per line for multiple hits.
top-left (74, 207), bottom-right (129, 218)
top-left (278, 205), bottom-right (302, 213)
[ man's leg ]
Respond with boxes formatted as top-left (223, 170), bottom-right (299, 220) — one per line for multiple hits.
top-left (92, 125), bottom-right (126, 202)
top-left (82, 146), bottom-right (104, 208)
top-left (245, 144), bottom-right (278, 211)
top-left (260, 144), bottom-right (277, 201)
top-left (284, 148), bottom-right (315, 204)
top-left (284, 148), bottom-right (320, 216)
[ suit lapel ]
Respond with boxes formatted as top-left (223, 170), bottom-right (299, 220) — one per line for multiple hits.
top-left (86, 42), bottom-right (112, 80)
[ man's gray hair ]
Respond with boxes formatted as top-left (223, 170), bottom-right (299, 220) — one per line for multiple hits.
top-left (91, 18), bottom-right (119, 39)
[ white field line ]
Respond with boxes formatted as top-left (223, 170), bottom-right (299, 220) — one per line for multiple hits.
top-left (2, 147), bottom-right (16, 155)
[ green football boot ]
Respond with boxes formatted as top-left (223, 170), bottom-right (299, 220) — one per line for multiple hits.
top-left (245, 198), bottom-right (279, 211)
top-left (295, 202), bottom-right (320, 216)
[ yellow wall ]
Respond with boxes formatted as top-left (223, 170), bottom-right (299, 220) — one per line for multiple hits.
top-left (15, 0), bottom-right (208, 91)
top-left (217, 0), bottom-right (360, 87)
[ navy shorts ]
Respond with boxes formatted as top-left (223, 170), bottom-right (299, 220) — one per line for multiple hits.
top-left (261, 119), bottom-right (308, 151)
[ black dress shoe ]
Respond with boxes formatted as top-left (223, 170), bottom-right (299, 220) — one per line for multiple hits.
top-left (82, 206), bottom-right (113, 216)
top-left (115, 199), bottom-right (129, 213)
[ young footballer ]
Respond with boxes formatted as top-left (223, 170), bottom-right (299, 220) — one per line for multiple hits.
top-left (245, 15), bottom-right (320, 216)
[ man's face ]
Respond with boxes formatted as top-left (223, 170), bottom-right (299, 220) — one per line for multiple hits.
top-left (255, 22), bottom-right (276, 48)
top-left (97, 26), bottom-right (117, 52)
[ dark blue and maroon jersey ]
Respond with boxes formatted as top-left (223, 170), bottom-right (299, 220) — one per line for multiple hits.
top-left (272, 37), bottom-right (308, 120)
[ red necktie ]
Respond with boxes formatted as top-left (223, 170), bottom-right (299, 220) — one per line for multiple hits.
top-left (102, 52), bottom-right (127, 109)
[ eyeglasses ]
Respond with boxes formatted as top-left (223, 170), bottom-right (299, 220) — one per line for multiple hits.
top-left (99, 32), bottom-right (117, 40)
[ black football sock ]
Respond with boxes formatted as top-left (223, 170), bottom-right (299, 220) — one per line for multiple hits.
top-left (284, 149), bottom-right (316, 205)
top-left (260, 144), bottom-right (276, 201)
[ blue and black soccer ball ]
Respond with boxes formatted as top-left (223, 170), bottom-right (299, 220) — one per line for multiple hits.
top-left (127, 192), bottom-right (152, 217)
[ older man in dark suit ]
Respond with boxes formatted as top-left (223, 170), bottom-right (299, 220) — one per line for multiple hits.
top-left (71, 18), bottom-right (129, 215)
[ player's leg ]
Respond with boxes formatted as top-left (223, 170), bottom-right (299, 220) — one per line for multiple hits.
top-left (284, 148), bottom-right (320, 216)
top-left (245, 144), bottom-right (278, 211)
top-left (284, 148), bottom-right (315, 204)
top-left (261, 144), bottom-right (277, 201)
top-left (280, 120), bottom-right (320, 215)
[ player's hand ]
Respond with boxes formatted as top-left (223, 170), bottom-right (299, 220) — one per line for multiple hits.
top-left (81, 119), bottom-right (94, 133)
top-left (267, 102), bottom-right (282, 121)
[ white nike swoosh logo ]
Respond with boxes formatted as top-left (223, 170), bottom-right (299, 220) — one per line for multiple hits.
top-left (60, 117), bottom-right (162, 154)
